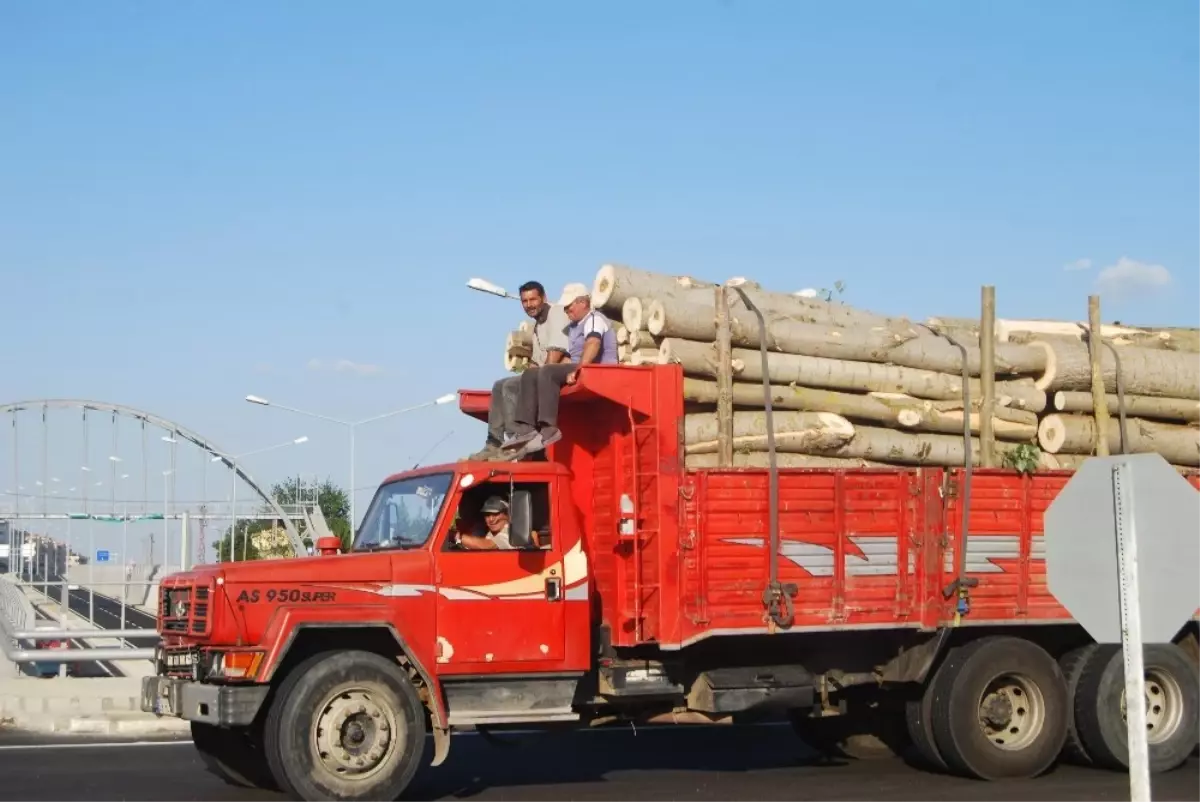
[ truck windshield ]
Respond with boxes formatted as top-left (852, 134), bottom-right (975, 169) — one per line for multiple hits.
top-left (354, 473), bottom-right (453, 552)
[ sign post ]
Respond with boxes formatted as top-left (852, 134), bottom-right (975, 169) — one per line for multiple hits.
top-left (1045, 453), bottom-right (1200, 802)
top-left (95, 550), bottom-right (110, 563)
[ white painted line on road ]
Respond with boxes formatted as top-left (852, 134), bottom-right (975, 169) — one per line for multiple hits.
top-left (0, 740), bottom-right (191, 751)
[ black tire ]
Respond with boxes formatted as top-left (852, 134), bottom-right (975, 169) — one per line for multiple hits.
top-left (905, 647), bottom-right (959, 772)
top-left (191, 721), bottom-right (278, 791)
top-left (789, 711), bottom-right (910, 760)
top-left (930, 636), bottom-right (1068, 780)
top-left (1058, 643), bottom-right (1099, 766)
top-left (1074, 643), bottom-right (1199, 774)
top-left (263, 649), bottom-right (428, 801)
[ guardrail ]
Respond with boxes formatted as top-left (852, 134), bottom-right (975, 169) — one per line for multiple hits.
top-left (0, 575), bottom-right (160, 668)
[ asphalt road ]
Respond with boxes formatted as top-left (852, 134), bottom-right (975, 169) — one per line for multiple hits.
top-left (0, 726), bottom-right (1195, 801)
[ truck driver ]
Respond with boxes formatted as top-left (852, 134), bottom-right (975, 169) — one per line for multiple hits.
top-left (454, 496), bottom-right (514, 551)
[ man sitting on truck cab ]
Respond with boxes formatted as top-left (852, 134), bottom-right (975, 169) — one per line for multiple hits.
top-left (454, 496), bottom-right (515, 550)
top-left (504, 282), bottom-right (619, 456)
top-left (468, 281), bottom-right (571, 461)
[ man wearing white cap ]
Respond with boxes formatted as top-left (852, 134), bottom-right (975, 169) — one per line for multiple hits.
top-left (504, 282), bottom-right (618, 454)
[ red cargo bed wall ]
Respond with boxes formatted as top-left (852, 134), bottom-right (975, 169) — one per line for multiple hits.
top-left (675, 467), bottom-right (932, 649)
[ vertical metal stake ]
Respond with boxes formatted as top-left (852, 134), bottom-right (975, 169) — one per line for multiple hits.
top-left (1112, 461), bottom-right (1151, 802)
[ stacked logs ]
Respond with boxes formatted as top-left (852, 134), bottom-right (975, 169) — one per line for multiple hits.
top-left (501, 264), bottom-right (1200, 471)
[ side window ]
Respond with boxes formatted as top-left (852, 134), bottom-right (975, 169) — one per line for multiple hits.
top-left (445, 481), bottom-right (553, 552)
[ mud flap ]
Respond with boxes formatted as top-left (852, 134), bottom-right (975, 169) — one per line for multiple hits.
top-left (431, 727), bottom-right (451, 767)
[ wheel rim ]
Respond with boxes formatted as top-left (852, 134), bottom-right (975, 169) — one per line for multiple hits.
top-left (975, 672), bottom-right (1046, 751)
top-left (311, 685), bottom-right (403, 782)
top-left (1120, 668), bottom-right (1186, 745)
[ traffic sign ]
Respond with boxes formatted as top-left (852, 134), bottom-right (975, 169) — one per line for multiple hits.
top-left (1046, 453), bottom-right (1200, 802)
top-left (95, 550), bottom-right (110, 563)
top-left (1045, 453), bottom-right (1199, 645)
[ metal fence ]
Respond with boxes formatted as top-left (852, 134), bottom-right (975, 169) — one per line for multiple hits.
top-left (0, 573), bottom-right (160, 672)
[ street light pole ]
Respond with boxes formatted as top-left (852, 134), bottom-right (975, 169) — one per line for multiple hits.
top-left (244, 394), bottom-right (457, 530)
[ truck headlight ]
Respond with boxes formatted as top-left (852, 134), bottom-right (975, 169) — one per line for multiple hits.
top-left (210, 651), bottom-right (264, 680)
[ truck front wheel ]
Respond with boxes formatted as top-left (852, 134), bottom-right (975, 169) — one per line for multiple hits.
top-left (191, 721), bottom-right (278, 791)
top-left (263, 650), bottom-right (428, 801)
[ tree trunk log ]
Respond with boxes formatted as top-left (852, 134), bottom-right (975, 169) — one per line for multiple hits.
top-left (660, 338), bottom-right (1047, 412)
top-left (621, 297), bottom-right (649, 333)
top-left (629, 347), bottom-right (661, 365)
top-left (648, 297), bottom-right (1044, 376)
top-left (926, 316), bottom-right (1200, 353)
top-left (1031, 338), bottom-right (1200, 398)
top-left (685, 453), bottom-right (890, 469)
top-left (628, 330), bottom-right (660, 351)
top-left (594, 263), bottom-right (899, 329)
top-left (592, 263), bottom-right (716, 312)
top-left (1052, 391), bottom-right (1200, 424)
top-left (684, 411), bottom-right (856, 454)
top-left (682, 378), bottom-right (1036, 440)
top-left (826, 425), bottom-right (1057, 467)
top-left (1044, 452), bottom-right (1196, 474)
top-left (1036, 414), bottom-right (1200, 466)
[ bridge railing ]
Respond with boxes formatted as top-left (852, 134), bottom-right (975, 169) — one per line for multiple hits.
top-left (0, 575), bottom-right (160, 668)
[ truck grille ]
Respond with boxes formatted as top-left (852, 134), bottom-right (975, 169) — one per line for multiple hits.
top-left (160, 584), bottom-right (212, 636)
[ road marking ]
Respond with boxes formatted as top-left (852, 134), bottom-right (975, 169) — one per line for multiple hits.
top-left (0, 740), bottom-right (191, 751)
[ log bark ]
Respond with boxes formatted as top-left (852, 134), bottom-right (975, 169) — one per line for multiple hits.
top-left (629, 347), bottom-right (661, 366)
top-left (1052, 391), bottom-right (1200, 424)
top-left (821, 425), bottom-right (1058, 468)
top-left (660, 338), bottom-right (1048, 412)
top-left (648, 297), bottom-right (1044, 376)
top-left (689, 420), bottom-right (1055, 468)
top-left (1031, 338), bottom-right (1200, 399)
top-left (685, 453), bottom-right (890, 469)
top-left (1003, 320), bottom-right (1200, 352)
top-left (594, 263), bottom-right (900, 329)
top-left (1037, 414), bottom-right (1200, 466)
top-left (682, 379), bottom-right (1036, 440)
top-left (1045, 453), bottom-right (1197, 474)
top-left (592, 263), bottom-right (716, 313)
top-left (627, 330), bottom-right (659, 351)
top-left (684, 411), bottom-right (856, 455)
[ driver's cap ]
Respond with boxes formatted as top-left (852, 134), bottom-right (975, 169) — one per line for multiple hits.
top-left (481, 496), bottom-right (509, 515)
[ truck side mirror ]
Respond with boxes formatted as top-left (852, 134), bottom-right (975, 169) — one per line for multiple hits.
top-left (508, 491), bottom-right (533, 548)
top-left (316, 536), bottom-right (342, 556)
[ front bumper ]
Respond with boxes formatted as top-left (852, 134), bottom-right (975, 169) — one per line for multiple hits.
top-left (140, 676), bottom-right (269, 727)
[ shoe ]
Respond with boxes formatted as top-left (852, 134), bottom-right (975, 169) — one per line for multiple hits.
top-left (522, 427), bottom-right (562, 455)
top-left (463, 443), bottom-right (502, 461)
top-left (500, 429), bottom-right (538, 451)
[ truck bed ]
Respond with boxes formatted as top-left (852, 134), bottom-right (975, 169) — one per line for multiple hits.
top-left (459, 363), bottom-right (1200, 652)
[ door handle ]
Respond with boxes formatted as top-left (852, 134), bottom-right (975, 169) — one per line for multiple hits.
top-left (545, 576), bottom-right (563, 602)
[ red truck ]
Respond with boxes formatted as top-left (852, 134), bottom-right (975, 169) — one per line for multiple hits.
top-left (142, 364), bottom-right (1200, 800)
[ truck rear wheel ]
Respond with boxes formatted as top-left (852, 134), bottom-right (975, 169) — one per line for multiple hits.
top-left (930, 636), bottom-right (1068, 780)
top-left (1073, 643), bottom-right (1199, 774)
top-left (191, 721), bottom-right (278, 791)
top-left (263, 649), bottom-right (427, 801)
top-left (1058, 643), bottom-right (1099, 766)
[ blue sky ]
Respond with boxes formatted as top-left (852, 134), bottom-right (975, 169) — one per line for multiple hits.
top-left (1, 1), bottom-right (1196, 558)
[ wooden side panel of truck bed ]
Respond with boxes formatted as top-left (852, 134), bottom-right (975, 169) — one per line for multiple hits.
top-left (665, 466), bottom-right (1200, 650)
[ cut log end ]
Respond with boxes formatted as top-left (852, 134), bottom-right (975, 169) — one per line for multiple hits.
top-left (1037, 415), bottom-right (1070, 454)
top-left (592, 264), bottom-right (619, 309)
top-left (622, 297), bottom-right (645, 333)
top-left (1030, 340), bottom-right (1057, 391)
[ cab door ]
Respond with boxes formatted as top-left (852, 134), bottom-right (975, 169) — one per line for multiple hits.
top-left (433, 479), bottom-right (567, 672)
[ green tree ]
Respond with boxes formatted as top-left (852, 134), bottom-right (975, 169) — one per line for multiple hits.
top-left (212, 475), bottom-right (354, 561)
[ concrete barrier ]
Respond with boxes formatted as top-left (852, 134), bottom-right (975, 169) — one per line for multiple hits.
top-left (0, 676), bottom-right (189, 735)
